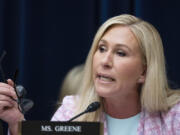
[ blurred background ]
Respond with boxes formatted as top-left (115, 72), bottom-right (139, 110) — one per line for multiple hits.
top-left (0, 0), bottom-right (180, 123)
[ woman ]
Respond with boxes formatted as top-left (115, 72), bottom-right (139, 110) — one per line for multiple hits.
top-left (1, 14), bottom-right (180, 135)
top-left (51, 14), bottom-right (180, 135)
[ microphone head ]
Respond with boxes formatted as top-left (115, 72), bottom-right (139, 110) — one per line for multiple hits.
top-left (85, 101), bottom-right (100, 113)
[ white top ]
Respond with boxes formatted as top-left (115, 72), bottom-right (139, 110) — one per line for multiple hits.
top-left (106, 113), bottom-right (140, 135)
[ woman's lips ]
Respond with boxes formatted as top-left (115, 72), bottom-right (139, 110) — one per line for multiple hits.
top-left (96, 73), bottom-right (115, 82)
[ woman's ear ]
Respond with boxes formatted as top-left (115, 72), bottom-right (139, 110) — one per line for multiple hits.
top-left (138, 66), bottom-right (146, 84)
top-left (138, 75), bottom-right (146, 83)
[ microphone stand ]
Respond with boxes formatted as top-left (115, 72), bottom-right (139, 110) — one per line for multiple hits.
top-left (67, 110), bottom-right (88, 122)
top-left (67, 102), bottom-right (100, 122)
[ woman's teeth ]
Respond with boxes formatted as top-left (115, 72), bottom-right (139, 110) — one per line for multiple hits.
top-left (99, 75), bottom-right (114, 82)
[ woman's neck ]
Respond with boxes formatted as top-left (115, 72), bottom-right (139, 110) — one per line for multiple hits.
top-left (103, 92), bottom-right (141, 119)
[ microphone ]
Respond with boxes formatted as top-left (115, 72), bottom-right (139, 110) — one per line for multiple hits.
top-left (67, 101), bottom-right (100, 122)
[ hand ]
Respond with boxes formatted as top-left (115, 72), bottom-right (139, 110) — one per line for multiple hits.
top-left (0, 79), bottom-right (24, 135)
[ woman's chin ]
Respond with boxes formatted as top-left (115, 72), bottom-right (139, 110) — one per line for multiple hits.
top-left (95, 89), bottom-right (113, 98)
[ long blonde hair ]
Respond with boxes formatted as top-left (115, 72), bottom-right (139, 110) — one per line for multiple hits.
top-left (75, 14), bottom-right (180, 121)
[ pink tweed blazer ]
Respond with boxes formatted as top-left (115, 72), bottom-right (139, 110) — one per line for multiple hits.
top-left (51, 96), bottom-right (180, 135)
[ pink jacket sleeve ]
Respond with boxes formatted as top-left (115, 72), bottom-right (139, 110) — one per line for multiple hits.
top-left (51, 95), bottom-right (77, 121)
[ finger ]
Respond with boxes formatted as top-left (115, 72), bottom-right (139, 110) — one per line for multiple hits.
top-left (0, 95), bottom-right (18, 110)
top-left (7, 79), bottom-right (14, 87)
top-left (0, 94), bottom-right (17, 105)
top-left (0, 85), bottom-right (17, 100)
top-left (0, 100), bottom-right (14, 111)
top-left (0, 82), bottom-right (12, 89)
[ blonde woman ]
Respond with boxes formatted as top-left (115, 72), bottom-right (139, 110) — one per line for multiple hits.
top-left (1, 14), bottom-right (180, 135)
top-left (52, 14), bottom-right (180, 135)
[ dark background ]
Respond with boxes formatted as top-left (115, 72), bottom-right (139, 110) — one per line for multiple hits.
top-left (0, 0), bottom-right (180, 123)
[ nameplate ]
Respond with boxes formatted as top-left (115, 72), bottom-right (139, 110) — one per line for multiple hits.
top-left (19, 121), bottom-right (103, 135)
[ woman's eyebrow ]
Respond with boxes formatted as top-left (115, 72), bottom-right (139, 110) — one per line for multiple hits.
top-left (98, 39), bottom-right (106, 44)
top-left (115, 44), bottom-right (131, 51)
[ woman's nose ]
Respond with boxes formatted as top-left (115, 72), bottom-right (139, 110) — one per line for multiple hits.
top-left (101, 52), bottom-right (113, 69)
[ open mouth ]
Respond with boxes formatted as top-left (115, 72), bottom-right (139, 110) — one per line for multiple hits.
top-left (97, 74), bottom-right (115, 82)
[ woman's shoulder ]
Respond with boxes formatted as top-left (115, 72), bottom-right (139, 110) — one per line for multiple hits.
top-left (61, 95), bottom-right (78, 105)
top-left (167, 101), bottom-right (180, 114)
top-left (51, 95), bottom-right (78, 121)
top-left (161, 101), bottom-right (180, 133)
top-left (138, 102), bottom-right (180, 134)
top-left (158, 101), bottom-right (180, 123)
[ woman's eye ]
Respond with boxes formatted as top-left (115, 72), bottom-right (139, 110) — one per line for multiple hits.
top-left (98, 45), bottom-right (106, 53)
top-left (117, 51), bottom-right (126, 56)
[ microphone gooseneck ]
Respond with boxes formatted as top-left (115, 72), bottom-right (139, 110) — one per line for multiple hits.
top-left (67, 102), bottom-right (100, 122)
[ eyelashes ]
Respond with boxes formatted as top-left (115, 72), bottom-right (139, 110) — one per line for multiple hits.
top-left (117, 51), bottom-right (126, 56)
top-left (97, 44), bottom-right (127, 57)
top-left (98, 45), bottom-right (106, 53)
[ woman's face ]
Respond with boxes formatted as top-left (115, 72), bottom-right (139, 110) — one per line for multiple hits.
top-left (93, 25), bottom-right (146, 98)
